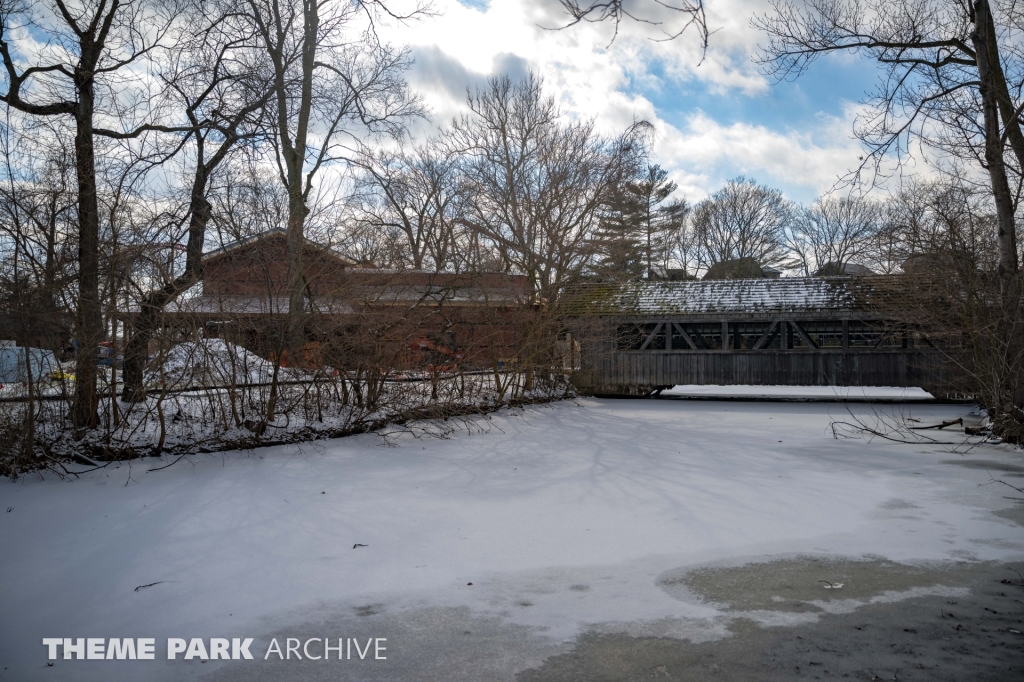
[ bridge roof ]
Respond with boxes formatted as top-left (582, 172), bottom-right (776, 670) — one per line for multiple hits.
top-left (560, 277), bottom-right (878, 317)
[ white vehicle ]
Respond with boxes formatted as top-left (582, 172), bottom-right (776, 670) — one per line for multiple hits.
top-left (0, 344), bottom-right (59, 385)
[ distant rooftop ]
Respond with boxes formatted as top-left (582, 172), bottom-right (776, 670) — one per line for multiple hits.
top-left (203, 228), bottom-right (356, 265)
top-left (814, 262), bottom-right (876, 277)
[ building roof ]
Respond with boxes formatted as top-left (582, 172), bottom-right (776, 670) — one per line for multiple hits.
top-left (203, 228), bottom-right (357, 267)
top-left (814, 262), bottom-right (876, 277)
top-left (560, 277), bottom-right (875, 318)
top-left (150, 270), bottom-right (527, 317)
top-left (702, 257), bottom-right (781, 280)
top-left (164, 294), bottom-right (356, 316)
top-left (357, 283), bottom-right (525, 306)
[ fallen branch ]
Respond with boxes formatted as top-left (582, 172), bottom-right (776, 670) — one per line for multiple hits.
top-left (984, 472), bottom-right (1024, 495)
top-left (831, 420), bottom-right (969, 445)
top-left (909, 418), bottom-right (962, 430)
top-left (71, 452), bottom-right (102, 466)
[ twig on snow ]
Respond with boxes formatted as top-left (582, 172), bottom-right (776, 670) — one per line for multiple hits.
top-left (134, 581), bottom-right (171, 592)
top-left (146, 453), bottom-right (193, 472)
top-left (983, 472), bottom-right (1024, 496)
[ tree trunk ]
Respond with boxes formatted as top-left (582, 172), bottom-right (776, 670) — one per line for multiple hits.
top-left (70, 53), bottom-right (102, 431)
top-left (972, 0), bottom-right (1019, 295)
top-left (121, 183), bottom-right (212, 402)
top-left (283, 1), bottom-right (320, 357)
top-left (971, 1), bottom-right (1023, 434)
top-left (984, 2), bottom-right (1024, 204)
top-left (284, 190), bottom-right (307, 354)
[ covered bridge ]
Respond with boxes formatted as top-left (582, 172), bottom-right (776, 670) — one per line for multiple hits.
top-left (561, 277), bottom-right (949, 396)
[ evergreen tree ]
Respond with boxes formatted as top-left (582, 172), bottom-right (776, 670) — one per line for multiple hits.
top-left (592, 164), bottom-right (687, 281)
top-left (593, 180), bottom-right (644, 281)
top-left (632, 165), bottom-right (685, 279)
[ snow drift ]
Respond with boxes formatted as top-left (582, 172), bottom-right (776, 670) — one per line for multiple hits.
top-left (145, 339), bottom-right (275, 388)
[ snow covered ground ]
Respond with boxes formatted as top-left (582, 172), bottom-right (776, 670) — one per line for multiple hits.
top-left (1, 398), bottom-right (1022, 681)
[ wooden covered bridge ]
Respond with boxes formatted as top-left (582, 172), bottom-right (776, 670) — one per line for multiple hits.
top-left (561, 277), bottom-right (949, 396)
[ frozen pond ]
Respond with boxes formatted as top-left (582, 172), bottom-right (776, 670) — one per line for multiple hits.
top-left (1, 398), bottom-right (1022, 680)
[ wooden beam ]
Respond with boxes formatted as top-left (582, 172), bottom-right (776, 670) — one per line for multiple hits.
top-left (722, 320), bottom-right (729, 351)
top-left (639, 322), bottom-right (663, 351)
top-left (689, 327), bottom-right (711, 350)
top-left (788, 320), bottom-right (818, 349)
top-left (751, 320), bottom-right (779, 350)
top-left (872, 325), bottom-right (896, 350)
top-left (671, 323), bottom-right (698, 350)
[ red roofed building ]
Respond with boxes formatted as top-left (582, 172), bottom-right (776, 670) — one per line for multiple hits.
top-left (159, 229), bottom-right (531, 370)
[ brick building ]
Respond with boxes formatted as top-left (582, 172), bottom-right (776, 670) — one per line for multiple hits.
top-left (161, 229), bottom-right (531, 370)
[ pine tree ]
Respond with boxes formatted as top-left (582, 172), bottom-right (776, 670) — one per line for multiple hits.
top-left (632, 165), bottom-right (685, 279)
top-left (594, 181), bottom-right (644, 281)
top-left (593, 164), bottom-right (687, 281)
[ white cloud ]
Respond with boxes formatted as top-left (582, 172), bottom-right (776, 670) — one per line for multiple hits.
top-left (391, 0), bottom-right (767, 119)
top-left (380, 0), bottom-right (874, 203)
top-left (656, 111), bottom-right (867, 201)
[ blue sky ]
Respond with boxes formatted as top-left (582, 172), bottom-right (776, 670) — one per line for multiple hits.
top-left (385, 0), bottom-right (892, 204)
top-left (632, 54), bottom-right (877, 137)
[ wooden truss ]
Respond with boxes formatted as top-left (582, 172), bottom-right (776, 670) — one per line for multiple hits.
top-left (633, 318), bottom-right (908, 352)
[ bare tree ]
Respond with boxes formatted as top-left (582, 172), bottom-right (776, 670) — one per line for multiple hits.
top-left (0, 0), bottom-right (187, 428)
top-left (878, 176), bottom-right (998, 273)
top-left (0, 128), bottom-right (77, 470)
top-left (869, 177), bottom-right (1024, 438)
top-left (788, 195), bottom-right (880, 276)
top-left (351, 141), bottom-right (463, 270)
top-left (664, 205), bottom-right (696, 276)
top-left (0, 131), bottom-right (77, 339)
top-left (691, 177), bottom-right (792, 272)
top-left (555, 0), bottom-right (708, 45)
top-left (119, 0), bottom-right (274, 401)
top-left (451, 73), bottom-right (649, 300)
top-left (211, 162), bottom-right (290, 245)
top-left (758, 3), bottom-right (1024, 431)
top-left (754, 0), bottom-right (1020, 293)
top-left (242, 0), bottom-right (422, 353)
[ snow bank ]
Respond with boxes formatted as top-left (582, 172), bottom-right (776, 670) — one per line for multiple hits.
top-left (146, 339), bottom-right (275, 388)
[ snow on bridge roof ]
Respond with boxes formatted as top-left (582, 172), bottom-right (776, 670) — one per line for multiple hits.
top-left (560, 277), bottom-right (874, 317)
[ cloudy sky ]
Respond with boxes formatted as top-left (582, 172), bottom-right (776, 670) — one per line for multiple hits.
top-left (381, 0), bottom-right (899, 204)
